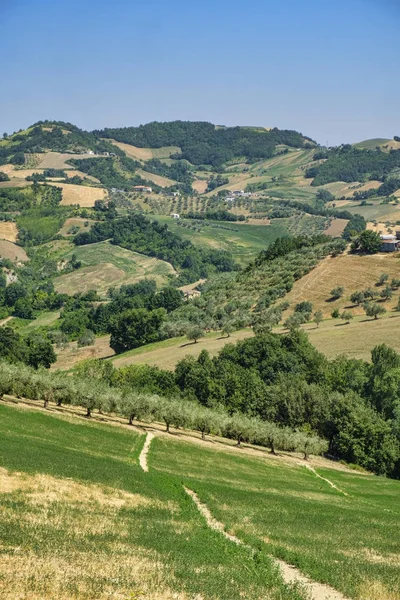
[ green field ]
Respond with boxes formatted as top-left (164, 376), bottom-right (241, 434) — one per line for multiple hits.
top-left (1, 402), bottom-right (399, 599)
top-left (154, 216), bottom-right (292, 263)
top-left (54, 241), bottom-right (176, 295)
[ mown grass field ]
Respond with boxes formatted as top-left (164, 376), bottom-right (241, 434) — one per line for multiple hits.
top-left (54, 241), bottom-right (176, 295)
top-left (1, 402), bottom-right (399, 600)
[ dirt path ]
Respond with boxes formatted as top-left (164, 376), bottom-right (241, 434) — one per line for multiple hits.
top-left (139, 432), bottom-right (154, 472)
top-left (303, 464), bottom-right (349, 496)
top-left (184, 487), bottom-right (350, 600)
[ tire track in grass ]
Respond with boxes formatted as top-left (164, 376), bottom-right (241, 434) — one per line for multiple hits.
top-left (184, 486), bottom-right (350, 600)
top-left (139, 431), bottom-right (154, 472)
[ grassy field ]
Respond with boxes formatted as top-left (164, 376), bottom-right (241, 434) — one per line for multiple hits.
top-left (111, 329), bottom-right (254, 369)
top-left (154, 216), bottom-right (292, 264)
top-left (53, 334), bottom-right (114, 370)
top-left (285, 253), bottom-right (400, 317)
top-left (109, 140), bottom-right (181, 161)
top-left (54, 241), bottom-right (176, 295)
top-left (0, 403), bottom-right (307, 600)
top-left (1, 401), bottom-right (399, 599)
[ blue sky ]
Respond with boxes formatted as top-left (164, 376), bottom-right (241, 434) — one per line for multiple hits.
top-left (0, 0), bottom-right (398, 144)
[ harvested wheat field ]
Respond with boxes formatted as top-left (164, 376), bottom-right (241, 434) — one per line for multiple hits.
top-left (137, 168), bottom-right (176, 187)
top-left (192, 179), bottom-right (208, 194)
top-left (109, 140), bottom-right (181, 161)
top-left (37, 152), bottom-right (100, 170)
top-left (46, 182), bottom-right (107, 206)
top-left (324, 218), bottom-right (349, 237)
top-left (0, 222), bottom-right (18, 243)
top-left (285, 253), bottom-right (400, 316)
top-left (0, 240), bottom-right (28, 263)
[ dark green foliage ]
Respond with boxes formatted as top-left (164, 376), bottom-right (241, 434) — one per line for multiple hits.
top-left (306, 146), bottom-right (400, 185)
top-left (143, 158), bottom-right (194, 187)
top-left (69, 157), bottom-right (148, 189)
top-left (342, 213), bottom-right (367, 240)
top-left (17, 206), bottom-right (68, 245)
top-left (316, 189), bottom-right (335, 202)
top-left (97, 121), bottom-right (309, 167)
top-left (74, 214), bottom-right (238, 283)
top-left (353, 177), bottom-right (400, 200)
top-left (351, 230), bottom-right (382, 253)
top-left (206, 174), bottom-right (229, 192)
top-left (109, 307), bottom-right (166, 353)
top-left (0, 327), bottom-right (55, 369)
top-left (0, 183), bottom-right (62, 212)
top-left (184, 210), bottom-right (246, 222)
top-left (0, 171), bottom-right (10, 182)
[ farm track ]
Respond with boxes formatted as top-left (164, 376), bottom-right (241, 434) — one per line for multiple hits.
top-left (302, 464), bottom-right (349, 496)
top-left (184, 487), bottom-right (350, 600)
top-left (139, 431), bottom-right (154, 472)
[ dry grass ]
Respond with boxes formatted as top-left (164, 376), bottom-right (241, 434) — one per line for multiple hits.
top-left (305, 313), bottom-right (400, 361)
top-left (0, 240), bottom-right (28, 263)
top-left (324, 218), bottom-right (349, 237)
top-left (0, 222), bottom-right (18, 242)
top-left (65, 169), bottom-right (100, 183)
top-left (109, 140), bottom-right (154, 160)
top-left (192, 180), bottom-right (208, 194)
top-left (0, 468), bottom-right (187, 600)
top-left (137, 168), bottom-right (176, 187)
top-left (37, 152), bottom-right (101, 170)
top-left (112, 329), bottom-right (254, 370)
top-left (58, 217), bottom-right (96, 236)
top-left (52, 334), bottom-right (114, 370)
top-left (45, 182), bottom-right (107, 206)
top-left (285, 253), bottom-right (400, 317)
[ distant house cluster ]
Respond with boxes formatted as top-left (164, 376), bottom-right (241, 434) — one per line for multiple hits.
top-left (380, 232), bottom-right (400, 252)
top-left (225, 190), bottom-right (252, 202)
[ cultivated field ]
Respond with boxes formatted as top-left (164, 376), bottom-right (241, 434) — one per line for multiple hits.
top-left (285, 253), bottom-right (400, 317)
top-left (45, 182), bottom-right (107, 206)
top-left (37, 152), bottom-right (102, 170)
top-left (0, 401), bottom-right (399, 600)
top-left (324, 218), bottom-right (349, 237)
top-left (136, 168), bottom-right (176, 187)
top-left (0, 222), bottom-right (18, 242)
top-left (58, 217), bottom-right (96, 236)
top-left (109, 140), bottom-right (181, 161)
top-left (54, 241), bottom-right (176, 295)
top-left (0, 240), bottom-right (29, 263)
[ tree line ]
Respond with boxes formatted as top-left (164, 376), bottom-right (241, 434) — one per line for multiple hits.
top-left (74, 213), bottom-right (239, 284)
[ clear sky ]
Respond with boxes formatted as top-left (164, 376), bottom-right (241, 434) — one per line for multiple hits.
top-left (1, 0), bottom-right (399, 145)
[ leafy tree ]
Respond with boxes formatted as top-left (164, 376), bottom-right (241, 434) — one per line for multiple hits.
top-left (313, 310), bottom-right (323, 328)
top-left (364, 302), bottom-right (386, 320)
top-left (109, 308), bottom-right (166, 353)
top-left (77, 329), bottom-right (95, 347)
top-left (380, 286), bottom-right (393, 301)
top-left (330, 286), bottom-right (344, 300)
top-left (351, 230), bottom-right (382, 254)
top-left (25, 334), bottom-right (56, 369)
top-left (350, 291), bottom-right (365, 305)
top-left (331, 308), bottom-right (340, 318)
top-left (340, 311), bottom-right (353, 324)
top-left (187, 325), bottom-right (204, 344)
top-left (377, 273), bottom-right (389, 286)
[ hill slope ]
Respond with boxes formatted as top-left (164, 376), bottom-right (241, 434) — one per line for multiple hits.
top-left (1, 401), bottom-right (399, 600)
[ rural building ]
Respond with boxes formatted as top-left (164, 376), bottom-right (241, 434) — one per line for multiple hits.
top-left (225, 196), bottom-right (235, 202)
top-left (171, 213), bottom-right (180, 219)
top-left (133, 185), bottom-right (152, 193)
top-left (380, 234), bottom-right (400, 252)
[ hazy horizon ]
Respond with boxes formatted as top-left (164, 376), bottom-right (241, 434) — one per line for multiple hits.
top-left (1, 0), bottom-right (399, 146)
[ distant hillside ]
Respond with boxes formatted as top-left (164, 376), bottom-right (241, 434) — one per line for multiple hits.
top-left (96, 121), bottom-right (314, 167)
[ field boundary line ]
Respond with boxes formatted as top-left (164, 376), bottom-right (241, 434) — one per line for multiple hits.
top-left (302, 464), bottom-right (349, 496)
top-left (139, 432), bottom-right (154, 472)
top-left (184, 486), bottom-right (350, 600)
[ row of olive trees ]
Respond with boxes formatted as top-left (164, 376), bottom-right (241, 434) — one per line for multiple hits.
top-left (0, 362), bottom-right (328, 460)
